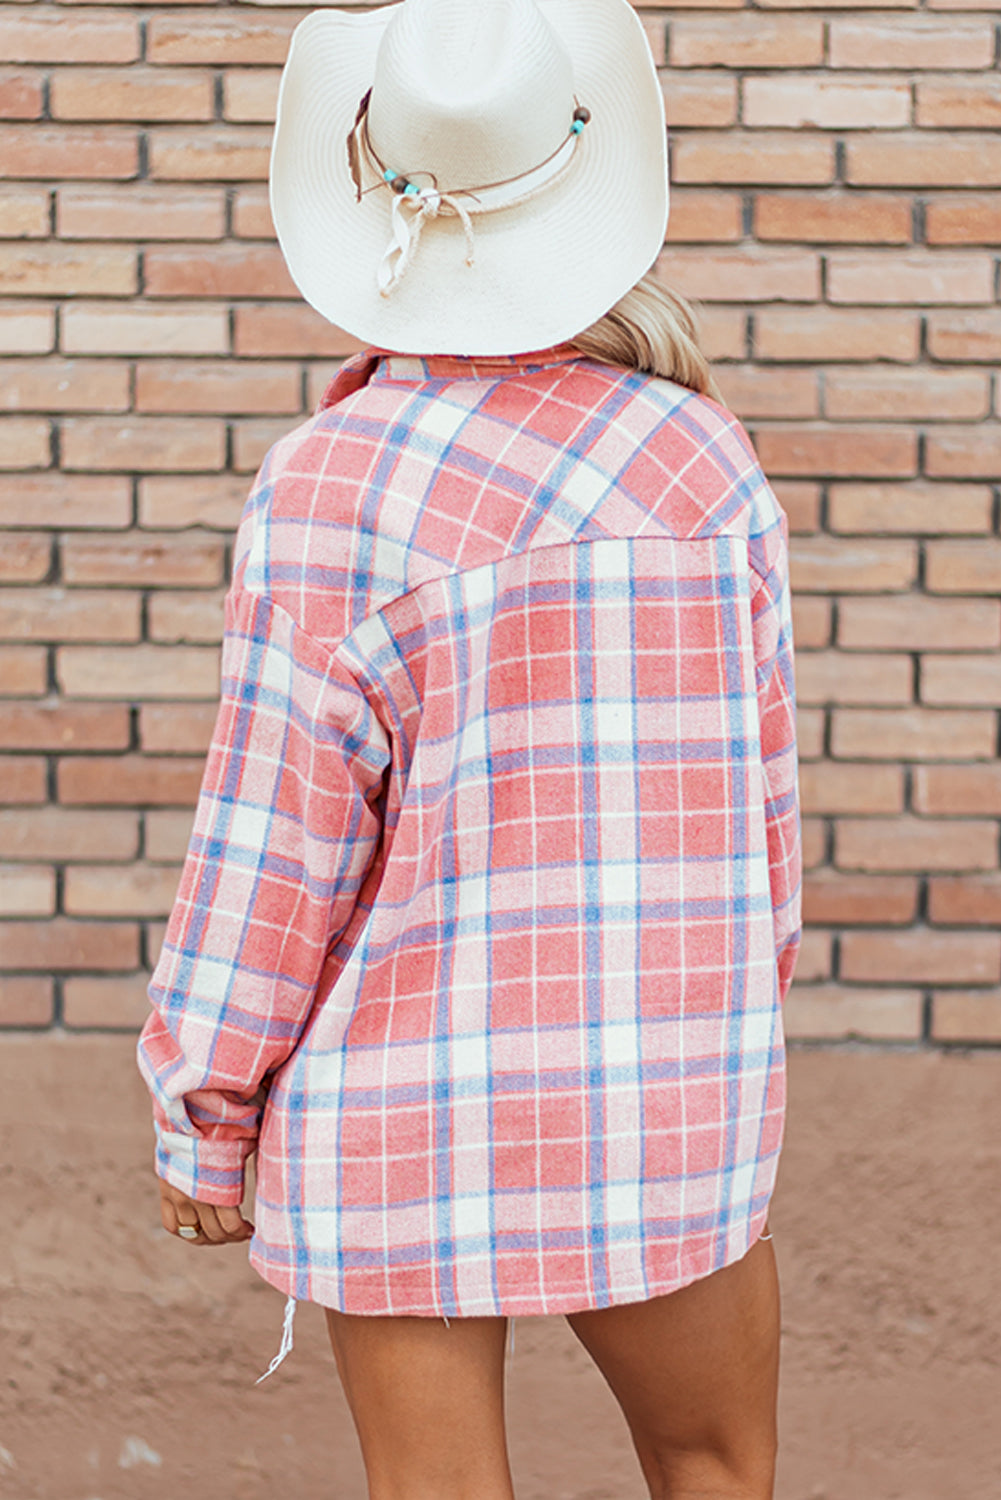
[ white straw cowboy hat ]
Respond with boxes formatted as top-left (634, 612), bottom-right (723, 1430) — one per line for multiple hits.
top-left (269, 0), bottom-right (669, 356)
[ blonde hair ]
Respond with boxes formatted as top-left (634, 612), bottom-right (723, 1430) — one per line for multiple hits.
top-left (573, 273), bottom-right (722, 404)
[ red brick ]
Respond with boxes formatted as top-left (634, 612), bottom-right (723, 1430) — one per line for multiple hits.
top-left (0, 417), bottom-right (50, 470)
top-left (696, 307), bottom-right (747, 362)
top-left (673, 133), bottom-right (834, 187)
top-left (140, 702), bottom-right (217, 754)
top-left (925, 427), bottom-right (1001, 479)
top-left (929, 875), bottom-right (1001, 927)
top-left (790, 538), bottom-right (916, 593)
top-left (753, 425), bottom-right (916, 478)
top-left (0, 703), bottom-right (129, 753)
top-left (0, 124), bottom-right (137, 180)
top-left (58, 644), bottom-right (220, 700)
top-left (925, 540), bottom-right (1001, 595)
top-left (802, 872), bottom-right (917, 926)
top-left (784, 985), bottom-right (923, 1042)
top-left (62, 533), bottom-right (225, 589)
top-left (791, 595), bottom-right (832, 648)
top-left (658, 247), bottom-right (820, 303)
top-left (799, 760), bottom-right (905, 814)
top-left (231, 185), bottom-right (274, 239)
top-left (754, 192), bottom-right (911, 245)
top-left (801, 818), bottom-right (826, 871)
top-left (222, 68), bottom-right (282, 124)
top-left (662, 73), bottom-right (738, 129)
top-left (0, 807), bottom-right (137, 861)
top-left (828, 482), bottom-right (992, 535)
top-left (50, 66), bottom-right (214, 122)
top-left (914, 764), bottom-right (1001, 815)
top-left (144, 243), bottom-right (297, 299)
top-left (794, 929), bottom-right (832, 982)
top-left (0, 243), bottom-right (136, 297)
top-left (796, 707), bottom-right (825, 761)
top-left (232, 418), bottom-right (295, 473)
top-left (928, 309), bottom-right (1001, 359)
top-left (148, 920), bottom-right (169, 968)
top-left (149, 590), bottom-right (226, 644)
top-left (772, 481), bottom-right (820, 535)
top-left (0, 645), bottom-right (46, 696)
top-left (841, 929), bottom-right (1000, 985)
top-left (234, 303), bottom-right (363, 359)
top-left (826, 368), bottom-right (989, 422)
top-left (0, 758), bottom-right (48, 805)
top-left (848, 134), bottom-right (1001, 189)
top-left (0, 863), bottom-right (55, 917)
top-left (146, 809), bottom-right (195, 862)
top-left (932, 992), bottom-right (1001, 1044)
top-left (62, 301), bottom-right (229, 356)
top-left (833, 707), bottom-right (995, 761)
top-left (829, 18), bottom-right (994, 70)
top-left (0, 589), bottom-right (139, 643)
top-left (663, 190), bottom-right (742, 244)
top-left (916, 77), bottom-right (1001, 129)
top-left (57, 186), bottom-right (225, 242)
top-left (926, 197), bottom-right (1001, 246)
top-left (796, 652), bottom-right (912, 708)
top-left (0, 11), bottom-right (139, 64)
top-left (146, 13), bottom-right (299, 65)
top-left (836, 817), bottom-right (998, 873)
top-left (1, 358), bottom-right (129, 414)
top-left (135, 360), bottom-right (301, 416)
top-left (62, 416), bottom-right (226, 473)
top-left (59, 753), bottom-right (204, 806)
top-left (827, 251), bottom-right (992, 306)
top-left (0, 185), bottom-right (49, 238)
top-left (744, 77), bottom-right (910, 130)
top-left (65, 862), bottom-right (182, 918)
top-left (63, 974), bottom-right (152, 1031)
top-left (714, 366), bottom-right (818, 421)
top-left (0, 535), bottom-right (50, 582)
top-left (0, 71), bottom-right (44, 121)
top-left (755, 308), bottom-right (919, 363)
top-left (0, 917), bottom-right (139, 972)
top-left (839, 596), bottom-right (1000, 651)
top-left (0, 473), bottom-right (131, 529)
top-left (922, 654), bottom-right (1001, 708)
top-left (149, 126), bottom-right (272, 182)
top-left (0, 975), bottom-right (53, 1028)
top-left (639, 14), bottom-right (668, 65)
top-left (670, 15), bottom-right (823, 67)
top-left (138, 474), bottom-right (247, 531)
top-left (0, 302), bottom-right (54, 354)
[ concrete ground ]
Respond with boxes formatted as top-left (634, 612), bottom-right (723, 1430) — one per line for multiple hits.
top-left (1, 1037), bottom-right (998, 1500)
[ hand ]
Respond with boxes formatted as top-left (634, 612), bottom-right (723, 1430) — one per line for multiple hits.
top-left (158, 1178), bottom-right (254, 1247)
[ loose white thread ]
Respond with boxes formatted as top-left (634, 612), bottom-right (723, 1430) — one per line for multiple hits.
top-left (255, 1295), bottom-right (297, 1384)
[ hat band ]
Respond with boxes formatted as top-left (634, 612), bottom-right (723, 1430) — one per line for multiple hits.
top-left (347, 96), bottom-right (591, 297)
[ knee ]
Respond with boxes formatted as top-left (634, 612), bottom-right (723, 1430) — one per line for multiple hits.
top-left (635, 1430), bottom-right (776, 1500)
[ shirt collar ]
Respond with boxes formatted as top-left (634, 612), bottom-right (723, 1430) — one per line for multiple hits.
top-left (317, 345), bottom-right (581, 410)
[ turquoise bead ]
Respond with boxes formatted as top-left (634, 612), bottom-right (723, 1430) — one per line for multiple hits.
top-left (383, 168), bottom-right (397, 183)
top-left (404, 182), bottom-right (420, 196)
top-left (570, 120), bottom-right (584, 135)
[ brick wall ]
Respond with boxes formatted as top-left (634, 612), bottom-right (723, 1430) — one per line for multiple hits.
top-left (0, 1), bottom-right (999, 1045)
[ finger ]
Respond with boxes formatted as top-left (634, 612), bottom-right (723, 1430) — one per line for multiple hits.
top-left (216, 1204), bottom-right (254, 1241)
top-left (160, 1195), bottom-right (179, 1235)
top-left (193, 1203), bottom-right (228, 1245)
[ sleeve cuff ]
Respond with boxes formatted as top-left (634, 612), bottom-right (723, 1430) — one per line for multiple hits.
top-left (155, 1125), bottom-right (254, 1207)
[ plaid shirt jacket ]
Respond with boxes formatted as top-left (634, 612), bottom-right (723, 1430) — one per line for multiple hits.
top-left (138, 347), bottom-right (801, 1317)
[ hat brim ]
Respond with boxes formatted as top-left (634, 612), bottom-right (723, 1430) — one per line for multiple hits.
top-left (269, 0), bottom-right (669, 356)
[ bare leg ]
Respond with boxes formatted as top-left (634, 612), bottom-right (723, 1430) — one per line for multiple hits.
top-left (325, 1308), bottom-right (514, 1500)
top-left (566, 1232), bottom-right (780, 1500)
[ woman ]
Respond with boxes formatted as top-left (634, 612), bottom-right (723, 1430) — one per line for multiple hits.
top-left (138, 1), bottom-right (801, 1496)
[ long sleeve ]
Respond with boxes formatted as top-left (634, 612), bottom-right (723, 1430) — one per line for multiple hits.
top-left (137, 582), bottom-right (390, 1205)
top-left (750, 502), bottom-right (802, 1003)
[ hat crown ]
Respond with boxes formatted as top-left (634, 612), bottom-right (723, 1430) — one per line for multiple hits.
top-left (368, 0), bottom-right (574, 191)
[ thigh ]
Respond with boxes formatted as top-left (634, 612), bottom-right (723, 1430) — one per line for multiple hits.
top-left (325, 1308), bottom-right (514, 1500)
top-left (566, 1232), bottom-right (780, 1500)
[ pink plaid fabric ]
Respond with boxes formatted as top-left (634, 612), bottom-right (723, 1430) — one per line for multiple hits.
top-left (138, 346), bottom-right (801, 1316)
